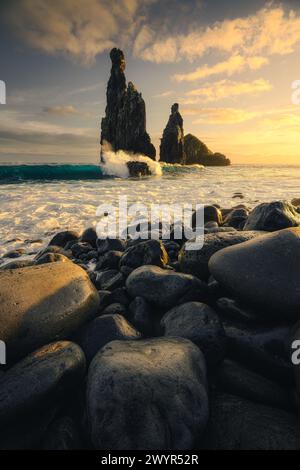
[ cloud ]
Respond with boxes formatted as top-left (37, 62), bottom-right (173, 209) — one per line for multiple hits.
top-left (183, 78), bottom-right (272, 103)
top-left (135, 5), bottom-right (300, 63)
top-left (182, 107), bottom-right (258, 124)
top-left (43, 105), bottom-right (78, 116)
top-left (153, 90), bottom-right (174, 98)
top-left (173, 55), bottom-right (268, 82)
top-left (3, 0), bottom-right (152, 65)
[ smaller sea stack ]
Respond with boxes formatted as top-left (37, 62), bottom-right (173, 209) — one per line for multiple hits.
top-left (160, 103), bottom-right (185, 164)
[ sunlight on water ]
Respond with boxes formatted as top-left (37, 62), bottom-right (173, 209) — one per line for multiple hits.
top-left (0, 164), bottom-right (299, 257)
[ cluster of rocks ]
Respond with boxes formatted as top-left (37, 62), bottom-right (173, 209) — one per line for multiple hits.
top-left (100, 49), bottom-right (230, 172)
top-left (0, 199), bottom-right (300, 449)
top-left (101, 48), bottom-right (156, 164)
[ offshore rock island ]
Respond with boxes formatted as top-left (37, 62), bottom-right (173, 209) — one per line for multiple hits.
top-left (100, 48), bottom-right (230, 170)
top-left (101, 48), bottom-right (156, 162)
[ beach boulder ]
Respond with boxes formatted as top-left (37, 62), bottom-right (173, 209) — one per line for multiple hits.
top-left (126, 265), bottom-right (208, 309)
top-left (0, 341), bottom-right (86, 427)
top-left (75, 314), bottom-right (141, 364)
top-left (209, 227), bottom-right (300, 320)
top-left (203, 393), bottom-right (300, 450)
top-left (0, 262), bottom-right (99, 363)
top-left (120, 240), bottom-right (169, 270)
top-left (87, 338), bottom-right (208, 450)
top-left (179, 230), bottom-right (264, 280)
top-left (161, 302), bottom-right (226, 368)
top-left (48, 230), bottom-right (79, 248)
top-left (244, 201), bottom-right (300, 231)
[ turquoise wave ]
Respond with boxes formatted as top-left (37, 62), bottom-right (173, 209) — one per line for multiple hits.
top-left (0, 164), bottom-right (105, 182)
top-left (0, 162), bottom-right (205, 182)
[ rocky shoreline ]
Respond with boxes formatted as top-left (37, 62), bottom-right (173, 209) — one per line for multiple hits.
top-left (0, 199), bottom-right (300, 449)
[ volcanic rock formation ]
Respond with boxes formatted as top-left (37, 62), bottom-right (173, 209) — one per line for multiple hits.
top-left (101, 48), bottom-right (156, 160)
top-left (160, 103), bottom-right (185, 164)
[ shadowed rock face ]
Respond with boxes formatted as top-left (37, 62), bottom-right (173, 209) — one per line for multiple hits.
top-left (101, 48), bottom-right (156, 160)
top-left (160, 103), bottom-right (185, 164)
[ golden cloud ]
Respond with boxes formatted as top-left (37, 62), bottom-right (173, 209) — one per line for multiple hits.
top-left (135, 6), bottom-right (300, 63)
top-left (183, 78), bottom-right (272, 103)
top-left (173, 55), bottom-right (269, 82)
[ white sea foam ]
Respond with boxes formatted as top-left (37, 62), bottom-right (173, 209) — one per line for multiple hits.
top-left (100, 144), bottom-right (162, 178)
top-left (0, 165), bottom-right (299, 259)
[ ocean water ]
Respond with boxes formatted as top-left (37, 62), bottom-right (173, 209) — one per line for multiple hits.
top-left (0, 162), bottom-right (299, 258)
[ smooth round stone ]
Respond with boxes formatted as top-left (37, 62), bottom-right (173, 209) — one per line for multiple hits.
top-left (179, 230), bottom-right (264, 281)
top-left (216, 359), bottom-right (291, 411)
top-left (203, 393), bottom-right (300, 450)
top-left (244, 201), bottom-right (300, 231)
top-left (120, 240), bottom-right (169, 270)
top-left (75, 314), bottom-right (140, 364)
top-left (161, 302), bottom-right (226, 368)
top-left (48, 231), bottom-right (79, 248)
top-left (209, 227), bottom-right (300, 320)
top-left (223, 208), bottom-right (248, 229)
top-left (96, 251), bottom-right (123, 270)
top-left (80, 227), bottom-right (97, 248)
top-left (225, 323), bottom-right (292, 385)
top-left (0, 341), bottom-right (86, 427)
top-left (0, 262), bottom-right (99, 363)
top-left (126, 265), bottom-right (208, 310)
top-left (87, 338), bottom-right (208, 450)
top-left (128, 297), bottom-right (154, 336)
top-left (97, 238), bottom-right (126, 255)
top-left (192, 205), bottom-right (222, 227)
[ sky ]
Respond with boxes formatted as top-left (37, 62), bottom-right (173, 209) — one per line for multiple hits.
top-left (1, 0), bottom-right (300, 164)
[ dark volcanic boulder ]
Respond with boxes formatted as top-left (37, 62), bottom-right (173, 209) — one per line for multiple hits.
top-left (127, 161), bottom-right (151, 177)
top-left (97, 237), bottom-right (126, 255)
top-left (184, 134), bottom-right (230, 166)
top-left (101, 48), bottom-right (156, 159)
top-left (75, 314), bottom-right (140, 364)
top-left (126, 265), bottom-right (208, 309)
top-left (160, 103), bottom-right (185, 164)
top-left (225, 323), bottom-right (292, 385)
top-left (120, 240), bottom-right (169, 270)
top-left (161, 302), bottom-right (226, 368)
top-left (216, 359), bottom-right (291, 411)
top-left (209, 227), bottom-right (300, 320)
top-left (96, 251), bottom-right (123, 271)
top-left (244, 201), bottom-right (300, 231)
top-left (0, 341), bottom-right (86, 427)
top-left (48, 230), bottom-right (79, 248)
top-left (80, 227), bottom-right (97, 248)
top-left (203, 393), bottom-right (300, 450)
top-left (0, 262), bottom-right (99, 363)
top-left (128, 297), bottom-right (154, 336)
top-left (223, 207), bottom-right (249, 229)
top-left (179, 230), bottom-right (264, 281)
top-left (87, 338), bottom-right (208, 450)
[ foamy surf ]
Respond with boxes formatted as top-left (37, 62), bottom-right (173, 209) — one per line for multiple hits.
top-left (100, 146), bottom-right (162, 178)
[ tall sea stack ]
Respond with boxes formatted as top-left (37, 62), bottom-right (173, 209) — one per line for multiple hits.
top-left (160, 103), bottom-right (185, 164)
top-left (101, 48), bottom-right (156, 160)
